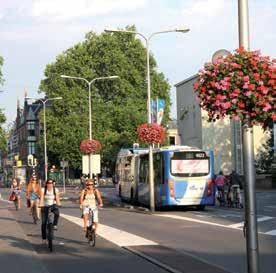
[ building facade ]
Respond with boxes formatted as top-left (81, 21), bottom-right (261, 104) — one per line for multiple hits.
top-left (7, 96), bottom-right (43, 181)
top-left (175, 75), bottom-right (269, 175)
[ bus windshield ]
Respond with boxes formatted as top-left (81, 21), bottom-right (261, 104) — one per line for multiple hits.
top-left (170, 151), bottom-right (210, 177)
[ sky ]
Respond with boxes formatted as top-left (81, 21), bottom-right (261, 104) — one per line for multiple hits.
top-left (0, 0), bottom-right (275, 126)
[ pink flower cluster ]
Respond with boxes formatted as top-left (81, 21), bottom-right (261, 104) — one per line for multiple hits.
top-left (80, 139), bottom-right (102, 154)
top-left (137, 123), bottom-right (165, 144)
top-left (193, 47), bottom-right (276, 128)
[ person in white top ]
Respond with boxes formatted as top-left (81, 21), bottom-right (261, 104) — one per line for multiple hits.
top-left (80, 179), bottom-right (103, 232)
top-left (39, 179), bottom-right (61, 242)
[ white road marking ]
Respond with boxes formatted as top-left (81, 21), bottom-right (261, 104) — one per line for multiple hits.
top-left (156, 214), bottom-right (276, 236)
top-left (156, 214), bottom-right (233, 229)
top-left (265, 230), bottom-right (276, 236)
top-left (228, 216), bottom-right (274, 229)
top-left (60, 213), bottom-right (158, 247)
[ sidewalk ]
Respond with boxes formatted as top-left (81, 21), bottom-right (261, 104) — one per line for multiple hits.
top-left (0, 200), bottom-right (48, 273)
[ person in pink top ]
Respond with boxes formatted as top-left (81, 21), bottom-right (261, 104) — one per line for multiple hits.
top-left (215, 171), bottom-right (226, 206)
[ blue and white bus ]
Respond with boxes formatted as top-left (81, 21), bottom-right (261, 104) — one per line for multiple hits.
top-left (115, 146), bottom-right (216, 209)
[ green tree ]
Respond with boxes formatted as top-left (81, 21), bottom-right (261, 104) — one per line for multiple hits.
top-left (0, 55), bottom-right (7, 152)
top-left (39, 26), bottom-right (170, 172)
top-left (255, 127), bottom-right (274, 173)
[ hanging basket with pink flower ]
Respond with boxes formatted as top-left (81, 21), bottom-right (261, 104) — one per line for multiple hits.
top-left (193, 47), bottom-right (276, 128)
top-left (137, 123), bottom-right (165, 144)
top-left (80, 139), bottom-right (102, 154)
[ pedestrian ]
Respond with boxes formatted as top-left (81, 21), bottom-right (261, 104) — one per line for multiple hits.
top-left (80, 175), bottom-right (87, 189)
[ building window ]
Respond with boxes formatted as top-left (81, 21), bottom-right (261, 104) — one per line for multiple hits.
top-left (169, 136), bottom-right (175, 145)
top-left (28, 142), bottom-right (36, 155)
top-left (27, 121), bottom-right (35, 130)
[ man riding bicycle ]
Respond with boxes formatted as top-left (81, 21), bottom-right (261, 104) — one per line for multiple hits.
top-left (79, 179), bottom-right (103, 233)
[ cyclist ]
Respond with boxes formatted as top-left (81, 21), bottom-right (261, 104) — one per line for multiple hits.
top-left (79, 179), bottom-right (103, 233)
top-left (26, 174), bottom-right (41, 220)
top-left (10, 178), bottom-right (21, 209)
top-left (214, 171), bottom-right (226, 206)
top-left (229, 170), bottom-right (243, 208)
top-left (39, 179), bottom-right (61, 243)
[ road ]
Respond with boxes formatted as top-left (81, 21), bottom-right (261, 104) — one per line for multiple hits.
top-left (1, 187), bottom-right (276, 273)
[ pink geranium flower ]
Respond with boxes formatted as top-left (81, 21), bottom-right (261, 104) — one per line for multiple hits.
top-left (193, 46), bottom-right (276, 128)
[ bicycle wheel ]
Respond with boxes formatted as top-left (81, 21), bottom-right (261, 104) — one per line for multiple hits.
top-left (47, 223), bottom-right (54, 252)
top-left (32, 206), bottom-right (37, 224)
top-left (14, 198), bottom-right (18, 210)
top-left (89, 230), bottom-right (96, 247)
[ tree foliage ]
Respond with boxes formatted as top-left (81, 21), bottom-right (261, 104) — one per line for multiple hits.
top-left (39, 26), bottom-right (170, 171)
top-left (255, 127), bottom-right (274, 173)
top-left (0, 55), bottom-right (7, 152)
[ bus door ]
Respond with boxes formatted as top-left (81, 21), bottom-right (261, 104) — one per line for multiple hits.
top-left (138, 154), bottom-right (149, 205)
top-left (153, 152), bottom-right (163, 206)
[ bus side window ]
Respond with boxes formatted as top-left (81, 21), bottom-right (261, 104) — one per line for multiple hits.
top-left (154, 153), bottom-right (162, 184)
top-left (139, 156), bottom-right (149, 184)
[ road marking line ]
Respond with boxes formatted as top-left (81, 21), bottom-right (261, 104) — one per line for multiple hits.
top-left (228, 216), bottom-right (274, 228)
top-left (265, 230), bottom-right (276, 236)
top-left (60, 213), bottom-right (158, 247)
top-left (156, 214), bottom-right (232, 229)
top-left (156, 214), bottom-right (276, 236)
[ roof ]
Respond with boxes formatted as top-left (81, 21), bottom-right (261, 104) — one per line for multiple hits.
top-left (174, 74), bottom-right (198, 87)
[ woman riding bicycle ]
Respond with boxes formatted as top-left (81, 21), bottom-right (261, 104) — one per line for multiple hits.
top-left (80, 179), bottom-right (103, 233)
top-left (10, 178), bottom-right (21, 209)
top-left (39, 179), bottom-right (61, 243)
top-left (26, 175), bottom-right (41, 220)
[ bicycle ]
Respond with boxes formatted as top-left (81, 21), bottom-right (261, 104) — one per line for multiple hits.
top-left (216, 186), bottom-right (226, 206)
top-left (31, 202), bottom-right (39, 224)
top-left (41, 204), bottom-right (58, 252)
top-left (229, 185), bottom-right (243, 209)
top-left (85, 207), bottom-right (97, 247)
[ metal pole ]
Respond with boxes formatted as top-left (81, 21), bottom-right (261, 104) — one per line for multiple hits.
top-left (88, 82), bottom-right (93, 179)
top-left (43, 101), bottom-right (48, 181)
top-left (63, 166), bottom-right (66, 193)
top-left (146, 38), bottom-right (155, 212)
top-left (238, 1), bottom-right (260, 272)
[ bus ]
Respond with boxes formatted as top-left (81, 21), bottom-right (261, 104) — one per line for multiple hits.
top-left (115, 146), bottom-right (216, 209)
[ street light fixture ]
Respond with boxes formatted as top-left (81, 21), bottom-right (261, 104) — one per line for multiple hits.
top-left (61, 74), bottom-right (119, 178)
top-left (26, 96), bottom-right (63, 181)
top-left (105, 27), bottom-right (190, 212)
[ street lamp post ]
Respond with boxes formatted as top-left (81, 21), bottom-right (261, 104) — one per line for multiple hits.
top-left (238, 1), bottom-right (260, 272)
top-left (105, 27), bottom-right (190, 212)
top-left (61, 74), bottom-right (119, 178)
top-left (26, 96), bottom-right (63, 181)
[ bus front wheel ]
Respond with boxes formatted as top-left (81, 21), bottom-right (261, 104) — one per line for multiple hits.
top-left (196, 205), bottom-right (205, 211)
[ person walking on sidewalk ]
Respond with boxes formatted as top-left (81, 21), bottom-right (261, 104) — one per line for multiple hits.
top-left (39, 179), bottom-right (61, 243)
